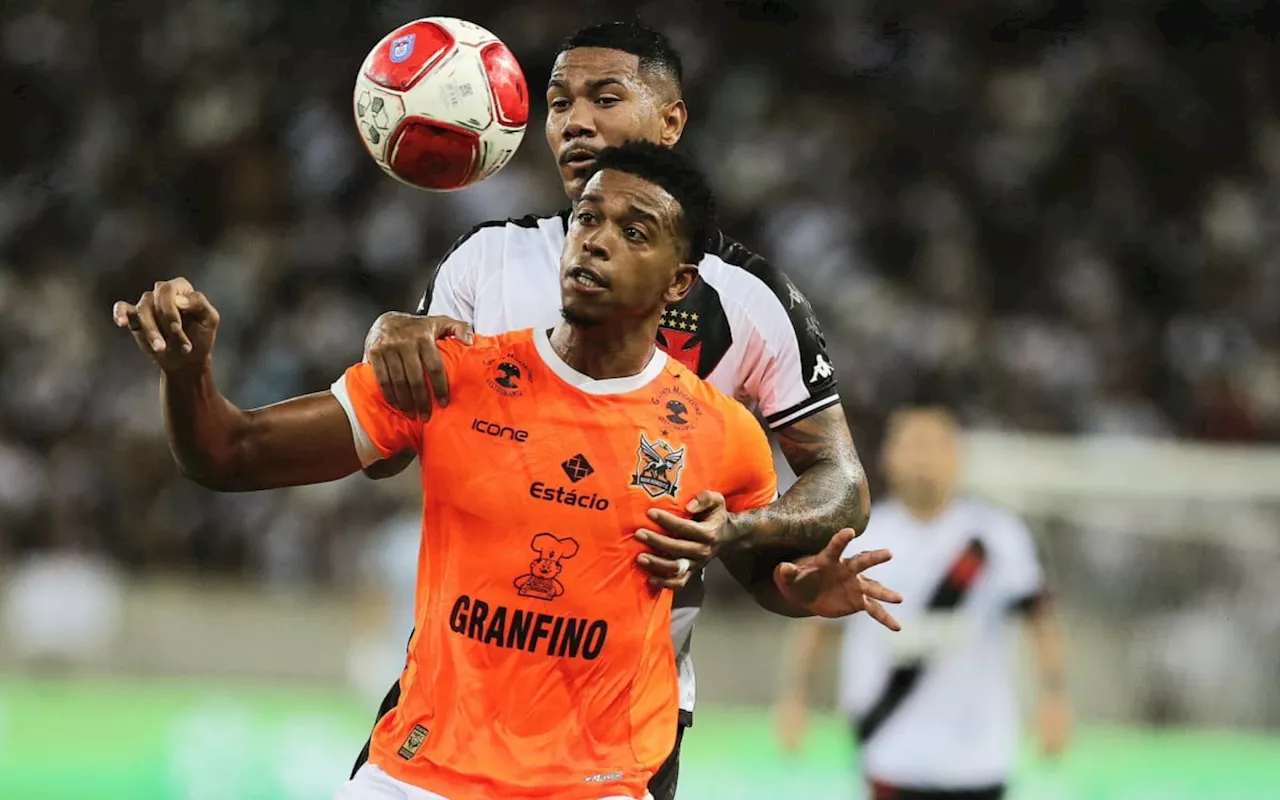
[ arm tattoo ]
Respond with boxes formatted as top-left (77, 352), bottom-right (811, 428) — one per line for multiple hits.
top-left (731, 404), bottom-right (870, 556)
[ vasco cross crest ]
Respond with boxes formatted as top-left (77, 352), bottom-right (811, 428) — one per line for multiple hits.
top-left (631, 433), bottom-right (686, 499)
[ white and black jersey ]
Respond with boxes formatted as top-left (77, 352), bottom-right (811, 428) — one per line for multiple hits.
top-left (412, 210), bottom-right (840, 719)
top-left (832, 498), bottom-right (1047, 790)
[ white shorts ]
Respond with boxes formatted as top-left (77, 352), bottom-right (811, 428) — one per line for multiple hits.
top-left (336, 763), bottom-right (653, 800)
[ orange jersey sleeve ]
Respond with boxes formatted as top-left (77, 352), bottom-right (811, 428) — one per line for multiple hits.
top-left (717, 400), bottom-right (780, 513)
top-left (331, 361), bottom-right (423, 464)
top-left (330, 341), bottom-right (471, 466)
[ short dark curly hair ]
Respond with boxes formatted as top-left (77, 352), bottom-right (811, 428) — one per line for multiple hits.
top-left (557, 20), bottom-right (683, 94)
top-left (588, 140), bottom-right (715, 264)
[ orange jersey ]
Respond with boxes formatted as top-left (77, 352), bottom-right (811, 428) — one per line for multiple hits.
top-left (331, 328), bottom-right (777, 800)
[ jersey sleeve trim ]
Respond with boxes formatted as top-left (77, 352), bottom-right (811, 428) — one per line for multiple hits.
top-left (764, 390), bottom-right (841, 430)
top-left (329, 376), bottom-right (387, 468)
top-left (705, 230), bottom-right (840, 420)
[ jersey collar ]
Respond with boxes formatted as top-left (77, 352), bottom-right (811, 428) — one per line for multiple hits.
top-left (533, 327), bottom-right (668, 396)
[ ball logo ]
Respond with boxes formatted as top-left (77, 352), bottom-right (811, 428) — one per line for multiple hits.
top-left (389, 34), bottom-right (416, 64)
top-left (353, 17), bottom-right (529, 191)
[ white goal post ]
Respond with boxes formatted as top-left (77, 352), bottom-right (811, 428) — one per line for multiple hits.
top-left (962, 430), bottom-right (1280, 554)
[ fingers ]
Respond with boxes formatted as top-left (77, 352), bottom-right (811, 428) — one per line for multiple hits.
top-left (863, 599), bottom-right (902, 632)
top-left (771, 561), bottom-right (824, 609)
top-left (369, 350), bottom-right (397, 413)
top-left (859, 577), bottom-right (903, 605)
top-left (843, 548), bottom-right (894, 574)
top-left (111, 301), bottom-right (133, 330)
top-left (366, 315), bottom-right (462, 418)
top-left (773, 561), bottom-right (800, 585)
top-left (418, 337), bottom-right (449, 413)
top-left (441, 318), bottom-right (474, 345)
top-left (391, 342), bottom-right (433, 419)
top-left (820, 528), bottom-right (857, 561)
top-left (380, 351), bottom-right (415, 415)
top-left (152, 281), bottom-right (191, 354)
top-left (173, 290), bottom-right (218, 325)
top-left (646, 508), bottom-right (718, 546)
top-left (113, 300), bottom-right (160, 358)
top-left (634, 528), bottom-right (713, 564)
top-left (131, 293), bottom-right (165, 353)
top-left (113, 280), bottom-right (216, 360)
top-left (685, 489), bottom-right (725, 516)
top-left (636, 552), bottom-right (694, 590)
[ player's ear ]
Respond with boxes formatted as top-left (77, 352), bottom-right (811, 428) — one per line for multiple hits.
top-left (664, 264), bottom-right (698, 304)
top-left (659, 99), bottom-right (686, 147)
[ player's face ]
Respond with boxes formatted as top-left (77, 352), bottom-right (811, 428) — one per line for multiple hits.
top-left (883, 410), bottom-right (961, 511)
top-left (545, 48), bottom-right (687, 200)
top-left (560, 169), bottom-right (697, 328)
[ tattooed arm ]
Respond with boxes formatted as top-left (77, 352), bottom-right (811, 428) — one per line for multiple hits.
top-left (719, 404), bottom-right (871, 617)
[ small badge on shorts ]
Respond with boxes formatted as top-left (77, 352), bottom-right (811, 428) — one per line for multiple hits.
top-left (397, 724), bottom-right (429, 759)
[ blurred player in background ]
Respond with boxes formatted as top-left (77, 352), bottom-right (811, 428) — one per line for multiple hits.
top-left (360, 21), bottom-right (879, 797)
top-left (112, 142), bottom-right (897, 800)
top-left (775, 401), bottom-right (1072, 800)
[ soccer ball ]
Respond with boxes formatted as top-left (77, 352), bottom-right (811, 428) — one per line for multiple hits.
top-left (353, 17), bottom-right (529, 192)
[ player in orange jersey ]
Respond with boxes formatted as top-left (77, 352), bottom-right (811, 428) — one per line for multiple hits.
top-left (112, 141), bottom-right (900, 800)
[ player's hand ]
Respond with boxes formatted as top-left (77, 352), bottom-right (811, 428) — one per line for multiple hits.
top-left (636, 490), bottom-right (730, 590)
top-left (364, 311), bottom-right (474, 420)
top-left (1037, 689), bottom-right (1072, 758)
top-left (774, 695), bottom-right (808, 754)
top-left (772, 530), bottom-right (903, 628)
top-left (112, 278), bottom-right (220, 372)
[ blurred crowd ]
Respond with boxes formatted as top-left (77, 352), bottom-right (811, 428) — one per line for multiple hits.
top-left (1, 0), bottom-right (1278, 592)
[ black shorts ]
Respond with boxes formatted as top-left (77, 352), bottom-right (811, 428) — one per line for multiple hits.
top-left (868, 779), bottom-right (1005, 800)
top-left (351, 681), bottom-right (690, 798)
top-left (646, 719), bottom-right (687, 800)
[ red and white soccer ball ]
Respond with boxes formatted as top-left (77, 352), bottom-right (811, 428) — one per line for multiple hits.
top-left (353, 17), bottom-right (529, 192)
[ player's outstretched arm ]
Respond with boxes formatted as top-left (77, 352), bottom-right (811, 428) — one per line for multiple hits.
top-left (712, 405), bottom-right (870, 616)
top-left (738, 404), bottom-right (870, 552)
top-left (113, 279), bottom-right (364, 491)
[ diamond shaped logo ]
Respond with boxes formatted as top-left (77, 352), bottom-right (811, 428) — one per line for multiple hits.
top-left (561, 454), bottom-right (594, 483)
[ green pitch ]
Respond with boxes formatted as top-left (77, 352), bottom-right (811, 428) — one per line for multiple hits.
top-left (0, 676), bottom-right (1276, 799)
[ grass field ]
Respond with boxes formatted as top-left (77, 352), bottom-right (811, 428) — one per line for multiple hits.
top-left (2, 676), bottom-right (1278, 799)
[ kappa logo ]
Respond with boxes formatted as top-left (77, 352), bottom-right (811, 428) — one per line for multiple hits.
top-left (389, 34), bottom-right (416, 63)
top-left (486, 353), bottom-right (532, 397)
top-left (809, 354), bottom-right (835, 384)
top-left (785, 280), bottom-right (809, 310)
top-left (651, 386), bottom-right (701, 433)
top-left (514, 533), bottom-right (580, 601)
top-left (631, 433), bottom-right (686, 499)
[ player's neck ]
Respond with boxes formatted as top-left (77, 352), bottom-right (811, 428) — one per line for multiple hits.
top-left (548, 322), bottom-right (659, 380)
top-left (901, 493), bottom-right (954, 523)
